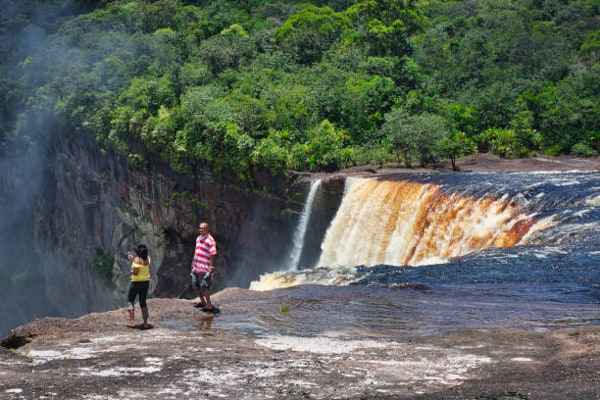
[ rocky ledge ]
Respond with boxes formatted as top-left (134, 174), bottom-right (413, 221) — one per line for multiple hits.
top-left (3, 155), bottom-right (600, 399)
top-left (2, 289), bottom-right (600, 400)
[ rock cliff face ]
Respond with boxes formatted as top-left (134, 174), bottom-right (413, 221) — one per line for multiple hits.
top-left (35, 133), bottom-right (296, 298)
top-left (5, 130), bottom-right (346, 335)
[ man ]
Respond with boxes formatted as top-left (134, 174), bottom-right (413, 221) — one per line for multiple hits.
top-left (191, 222), bottom-right (218, 313)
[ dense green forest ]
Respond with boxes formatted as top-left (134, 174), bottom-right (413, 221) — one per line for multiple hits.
top-left (1, 0), bottom-right (599, 178)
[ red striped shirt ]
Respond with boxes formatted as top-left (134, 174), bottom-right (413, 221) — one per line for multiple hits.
top-left (192, 233), bottom-right (217, 274)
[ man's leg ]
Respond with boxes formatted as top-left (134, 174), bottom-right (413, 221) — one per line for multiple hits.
top-left (192, 273), bottom-right (206, 307)
top-left (195, 287), bottom-right (206, 305)
top-left (202, 288), bottom-right (213, 310)
top-left (200, 276), bottom-right (215, 311)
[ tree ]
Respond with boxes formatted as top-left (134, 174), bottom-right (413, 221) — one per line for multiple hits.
top-left (379, 107), bottom-right (412, 166)
top-left (380, 109), bottom-right (449, 168)
top-left (198, 23), bottom-right (255, 74)
top-left (347, 0), bottom-right (427, 57)
top-left (3, 0), bottom-right (600, 178)
top-left (251, 130), bottom-right (290, 175)
top-left (478, 127), bottom-right (523, 159)
top-left (300, 119), bottom-right (349, 171)
top-left (437, 131), bottom-right (476, 171)
top-left (275, 5), bottom-right (350, 65)
top-left (409, 112), bottom-right (449, 167)
top-left (339, 73), bottom-right (395, 142)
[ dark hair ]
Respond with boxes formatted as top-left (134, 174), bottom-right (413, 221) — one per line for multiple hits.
top-left (134, 243), bottom-right (148, 260)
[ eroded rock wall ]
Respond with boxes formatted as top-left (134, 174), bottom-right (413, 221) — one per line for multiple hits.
top-left (1, 129), bottom-right (347, 337)
top-left (33, 132), bottom-right (306, 307)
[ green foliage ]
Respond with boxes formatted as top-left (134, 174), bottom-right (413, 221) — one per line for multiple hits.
top-left (199, 23), bottom-right (255, 73)
top-left (252, 133), bottom-right (289, 175)
top-left (1, 0), bottom-right (599, 180)
top-left (580, 29), bottom-right (600, 62)
top-left (275, 5), bottom-right (351, 65)
top-left (571, 142), bottom-right (598, 157)
top-left (89, 252), bottom-right (115, 289)
top-left (437, 131), bottom-right (476, 171)
top-left (304, 119), bottom-right (351, 171)
top-left (478, 127), bottom-right (531, 159)
top-left (380, 109), bottom-right (449, 167)
top-left (347, 0), bottom-right (427, 57)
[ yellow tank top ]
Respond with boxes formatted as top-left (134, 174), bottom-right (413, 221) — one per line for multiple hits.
top-left (131, 257), bottom-right (151, 282)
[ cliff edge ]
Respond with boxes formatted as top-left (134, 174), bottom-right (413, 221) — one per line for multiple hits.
top-left (2, 291), bottom-right (600, 400)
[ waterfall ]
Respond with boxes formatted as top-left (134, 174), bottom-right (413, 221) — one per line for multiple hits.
top-left (317, 177), bottom-right (548, 267)
top-left (249, 172), bottom-right (597, 291)
top-left (287, 179), bottom-right (322, 271)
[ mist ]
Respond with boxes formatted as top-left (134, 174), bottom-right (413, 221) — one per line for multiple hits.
top-left (0, 0), bottom-right (102, 338)
top-left (0, 130), bottom-right (55, 338)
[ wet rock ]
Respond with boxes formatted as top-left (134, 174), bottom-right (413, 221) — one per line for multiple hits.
top-left (2, 296), bottom-right (600, 400)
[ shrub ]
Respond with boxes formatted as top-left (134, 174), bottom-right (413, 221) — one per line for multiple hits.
top-left (570, 142), bottom-right (598, 157)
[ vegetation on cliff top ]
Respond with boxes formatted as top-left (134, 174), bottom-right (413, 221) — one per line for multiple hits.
top-left (1, 0), bottom-right (599, 178)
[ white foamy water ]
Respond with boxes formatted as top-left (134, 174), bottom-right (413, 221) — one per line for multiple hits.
top-left (252, 176), bottom-right (556, 291)
top-left (287, 179), bottom-right (321, 271)
top-left (317, 177), bottom-right (547, 268)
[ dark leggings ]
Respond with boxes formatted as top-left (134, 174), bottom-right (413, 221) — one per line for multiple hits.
top-left (127, 281), bottom-right (150, 318)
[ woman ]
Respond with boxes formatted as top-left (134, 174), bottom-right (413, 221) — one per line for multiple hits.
top-left (126, 243), bottom-right (151, 329)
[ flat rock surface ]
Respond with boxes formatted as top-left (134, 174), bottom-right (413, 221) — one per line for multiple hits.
top-left (2, 294), bottom-right (600, 400)
top-left (305, 154), bottom-right (600, 181)
top-left (3, 156), bottom-right (600, 399)
top-left (452, 153), bottom-right (600, 172)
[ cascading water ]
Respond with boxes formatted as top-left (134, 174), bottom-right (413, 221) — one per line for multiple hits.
top-left (318, 177), bottom-right (545, 267)
top-left (170, 171), bottom-right (600, 340)
top-left (250, 172), bottom-right (599, 291)
top-left (286, 179), bottom-right (321, 271)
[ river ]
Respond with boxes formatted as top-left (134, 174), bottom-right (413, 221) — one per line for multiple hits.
top-left (165, 171), bottom-right (600, 340)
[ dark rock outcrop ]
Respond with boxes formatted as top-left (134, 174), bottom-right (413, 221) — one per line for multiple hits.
top-left (1, 130), bottom-right (341, 336)
top-left (38, 132), bottom-right (311, 299)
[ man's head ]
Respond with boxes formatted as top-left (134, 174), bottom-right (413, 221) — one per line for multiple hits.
top-left (199, 222), bottom-right (209, 235)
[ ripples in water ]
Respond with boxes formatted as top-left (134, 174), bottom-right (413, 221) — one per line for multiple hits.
top-left (160, 171), bottom-right (600, 340)
top-left (160, 243), bottom-right (600, 340)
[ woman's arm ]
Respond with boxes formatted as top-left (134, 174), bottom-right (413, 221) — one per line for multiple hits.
top-left (128, 252), bottom-right (142, 275)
